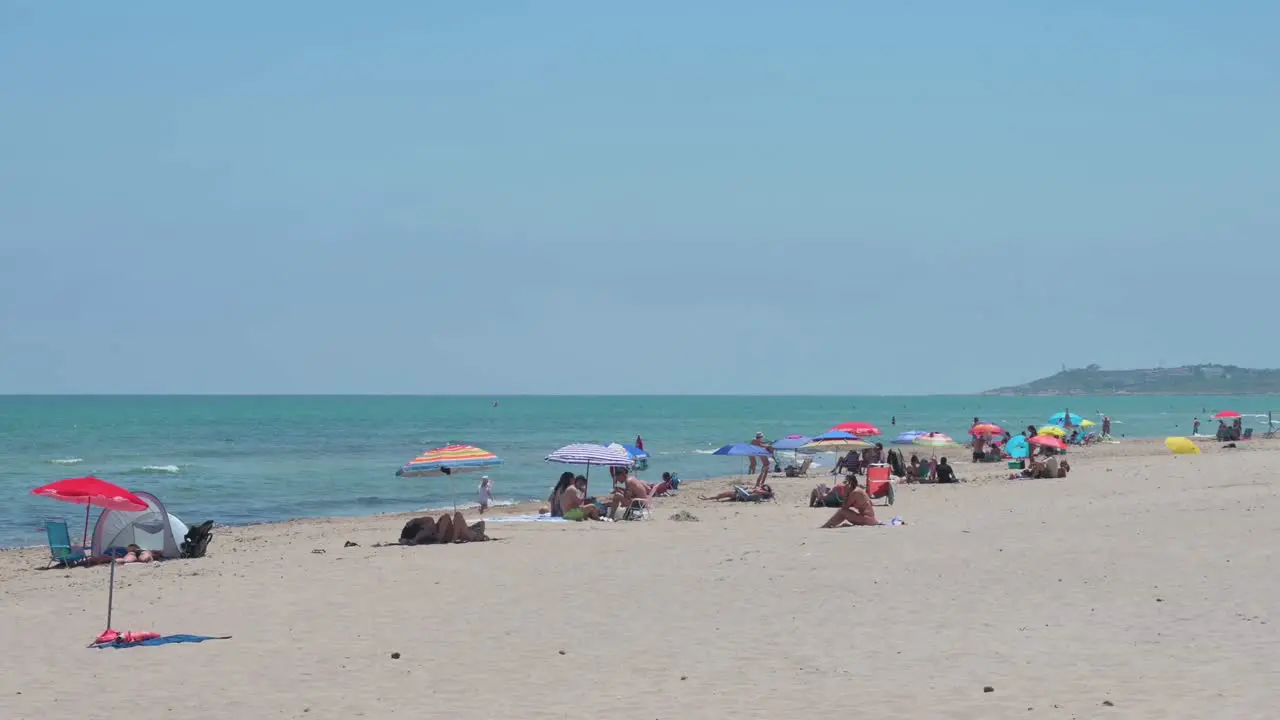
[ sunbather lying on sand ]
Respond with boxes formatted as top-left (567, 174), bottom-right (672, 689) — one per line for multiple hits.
top-left (117, 544), bottom-right (161, 563)
top-left (700, 484), bottom-right (773, 502)
top-left (398, 512), bottom-right (488, 545)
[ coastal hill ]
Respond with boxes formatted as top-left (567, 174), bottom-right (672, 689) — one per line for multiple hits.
top-left (982, 364), bottom-right (1280, 396)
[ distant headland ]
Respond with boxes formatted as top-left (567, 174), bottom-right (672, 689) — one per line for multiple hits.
top-left (982, 364), bottom-right (1280, 396)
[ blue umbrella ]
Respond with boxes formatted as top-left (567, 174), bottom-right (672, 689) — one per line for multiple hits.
top-left (609, 443), bottom-right (648, 459)
top-left (809, 430), bottom-right (861, 442)
top-left (712, 443), bottom-right (772, 457)
top-left (891, 430), bottom-right (928, 444)
top-left (1049, 412), bottom-right (1083, 427)
top-left (771, 435), bottom-right (812, 451)
top-left (1006, 435), bottom-right (1030, 459)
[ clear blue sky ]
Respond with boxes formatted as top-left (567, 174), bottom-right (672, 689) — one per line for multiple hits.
top-left (2, 1), bottom-right (1277, 394)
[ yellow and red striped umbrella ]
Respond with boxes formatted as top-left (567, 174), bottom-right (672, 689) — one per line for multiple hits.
top-left (397, 444), bottom-right (502, 478)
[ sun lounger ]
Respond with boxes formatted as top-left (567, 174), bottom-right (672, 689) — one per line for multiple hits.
top-left (44, 518), bottom-right (90, 569)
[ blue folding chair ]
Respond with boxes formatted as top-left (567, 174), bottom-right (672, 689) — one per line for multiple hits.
top-left (44, 518), bottom-right (90, 569)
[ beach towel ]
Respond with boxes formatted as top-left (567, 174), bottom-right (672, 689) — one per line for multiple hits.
top-left (485, 515), bottom-right (568, 524)
top-left (91, 629), bottom-right (231, 649)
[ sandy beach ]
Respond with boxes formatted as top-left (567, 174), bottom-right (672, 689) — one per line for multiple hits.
top-left (3, 438), bottom-right (1278, 719)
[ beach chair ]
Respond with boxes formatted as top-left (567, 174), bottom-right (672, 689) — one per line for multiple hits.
top-left (1243, 428), bottom-right (1254, 440)
top-left (785, 457), bottom-right (814, 477)
top-left (623, 497), bottom-right (653, 521)
top-left (44, 518), bottom-right (90, 569)
top-left (865, 465), bottom-right (895, 506)
top-left (180, 521), bottom-right (215, 558)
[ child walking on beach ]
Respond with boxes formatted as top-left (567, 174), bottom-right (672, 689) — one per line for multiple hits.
top-left (478, 476), bottom-right (493, 514)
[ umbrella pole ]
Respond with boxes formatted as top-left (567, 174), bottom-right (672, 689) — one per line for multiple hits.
top-left (106, 557), bottom-right (116, 630)
top-left (83, 503), bottom-right (91, 548)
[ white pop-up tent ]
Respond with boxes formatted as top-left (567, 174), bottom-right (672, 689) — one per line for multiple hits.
top-left (90, 490), bottom-right (188, 557)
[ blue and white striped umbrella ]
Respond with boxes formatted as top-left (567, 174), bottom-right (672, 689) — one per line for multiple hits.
top-left (545, 443), bottom-right (634, 467)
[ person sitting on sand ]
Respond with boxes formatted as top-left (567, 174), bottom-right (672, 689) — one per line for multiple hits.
top-left (821, 476), bottom-right (879, 528)
top-left (547, 472), bottom-right (575, 518)
top-left (700, 484), bottom-right (774, 502)
top-left (934, 457), bottom-right (959, 483)
top-left (562, 476), bottom-right (602, 521)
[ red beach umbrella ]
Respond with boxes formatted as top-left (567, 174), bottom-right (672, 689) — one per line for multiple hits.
top-left (830, 421), bottom-right (882, 437)
top-left (1029, 435), bottom-right (1067, 450)
top-left (969, 423), bottom-right (1004, 436)
top-left (1212, 410), bottom-right (1240, 420)
top-left (31, 477), bottom-right (148, 546)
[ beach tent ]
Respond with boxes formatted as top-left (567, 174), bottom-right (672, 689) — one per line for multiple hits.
top-left (90, 490), bottom-right (188, 557)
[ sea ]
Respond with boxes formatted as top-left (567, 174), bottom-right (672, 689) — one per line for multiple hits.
top-left (3, 394), bottom-right (1276, 548)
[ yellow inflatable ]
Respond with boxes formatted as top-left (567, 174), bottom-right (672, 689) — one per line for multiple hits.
top-left (1165, 437), bottom-right (1201, 455)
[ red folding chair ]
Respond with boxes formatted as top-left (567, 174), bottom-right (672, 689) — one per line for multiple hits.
top-left (865, 464), bottom-right (895, 506)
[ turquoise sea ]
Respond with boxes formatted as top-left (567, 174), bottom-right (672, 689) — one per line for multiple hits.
top-left (2, 395), bottom-right (1275, 547)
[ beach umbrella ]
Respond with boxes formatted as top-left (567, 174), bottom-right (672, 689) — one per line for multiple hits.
top-left (891, 430), bottom-right (928, 444)
top-left (1048, 412), bottom-right (1083, 427)
top-left (1165, 437), bottom-right (1201, 455)
top-left (396, 444), bottom-right (503, 510)
top-left (969, 423), bottom-right (1004, 436)
top-left (30, 477), bottom-right (150, 638)
top-left (1037, 426), bottom-right (1067, 438)
top-left (1080, 419), bottom-right (1096, 428)
top-left (801, 430), bottom-right (874, 453)
top-left (1006, 435), bottom-right (1030, 459)
top-left (830, 421), bottom-right (881, 437)
top-left (912, 433), bottom-right (959, 449)
top-left (711, 443), bottom-right (772, 457)
top-left (771, 435), bottom-right (812, 451)
top-left (397, 444), bottom-right (503, 477)
top-left (608, 442), bottom-right (649, 469)
top-left (1029, 435), bottom-right (1067, 451)
top-left (31, 477), bottom-right (148, 546)
top-left (545, 443), bottom-right (633, 481)
top-left (1213, 410), bottom-right (1241, 420)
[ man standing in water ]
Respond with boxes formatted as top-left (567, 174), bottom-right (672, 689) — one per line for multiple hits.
top-left (1193, 417), bottom-right (1201, 436)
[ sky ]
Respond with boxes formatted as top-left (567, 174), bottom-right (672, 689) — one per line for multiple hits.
top-left (1, 1), bottom-right (1277, 394)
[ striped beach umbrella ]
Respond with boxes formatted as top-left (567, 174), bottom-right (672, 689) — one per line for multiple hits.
top-left (801, 430), bottom-right (874, 452)
top-left (912, 433), bottom-right (958, 449)
top-left (397, 444), bottom-right (503, 478)
top-left (891, 430), bottom-right (928, 444)
top-left (545, 443), bottom-right (633, 468)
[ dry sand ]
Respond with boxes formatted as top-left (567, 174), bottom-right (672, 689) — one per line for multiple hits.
top-left (2, 438), bottom-right (1279, 719)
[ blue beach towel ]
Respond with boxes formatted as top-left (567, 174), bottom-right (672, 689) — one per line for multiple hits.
top-left (92, 634), bottom-right (231, 649)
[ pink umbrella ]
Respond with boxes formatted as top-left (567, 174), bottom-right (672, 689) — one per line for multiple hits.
top-left (1029, 435), bottom-right (1067, 450)
top-left (830, 421), bottom-right (882, 437)
top-left (31, 477), bottom-right (148, 545)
